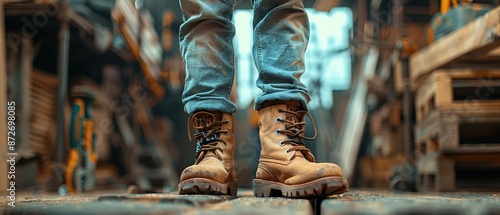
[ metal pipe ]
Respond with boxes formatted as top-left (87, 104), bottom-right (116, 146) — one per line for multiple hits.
top-left (401, 58), bottom-right (413, 160)
top-left (55, 1), bottom-right (70, 165)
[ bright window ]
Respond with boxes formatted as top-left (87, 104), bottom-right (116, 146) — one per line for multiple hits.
top-left (234, 8), bottom-right (353, 109)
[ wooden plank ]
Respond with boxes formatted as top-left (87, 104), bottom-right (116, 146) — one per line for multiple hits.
top-left (19, 37), bottom-right (32, 154)
top-left (414, 109), bottom-right (500, 150)
top-left (31, 92), bottom-right (56, 106)
top-left (409, 6), bottom-right (500, 89)
top-left (31, 80), bottom-right (55, 91)
top-left (30, 111), bottom-right (55, 122)
top-left (31, 69), bottom-right (58, 86)
top-left (337, 48), bottom-right (379, 180)
top-left (111, 0), bottom-right (164, 100)
top-left (436, 156), bottom-right (455, 191)
top-left (30, 96), bottom-right (54, 111)
top-left (415, 69), bottom-right (500, 123)
top-left (417, 152), bottom-right (500, 192)
top-left (0, 0), bottom-right (8, 195)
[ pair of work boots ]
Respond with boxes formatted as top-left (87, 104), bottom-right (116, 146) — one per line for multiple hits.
top-left (178, 103), bottom-right (348, 198)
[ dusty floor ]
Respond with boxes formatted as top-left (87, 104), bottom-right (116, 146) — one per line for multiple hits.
top-left (1, 189), bottom-right (499, 215)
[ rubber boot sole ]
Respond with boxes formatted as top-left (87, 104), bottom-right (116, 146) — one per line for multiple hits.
top-left (253, 176), bottom-right (348, 198)
top-left (178, 178), bottom-right (237, 196)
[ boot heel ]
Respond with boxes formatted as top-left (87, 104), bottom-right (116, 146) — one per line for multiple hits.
top-left (253, 180), bottom-right (272, 197)
top-left (228, 181), bottom-right (238, 196)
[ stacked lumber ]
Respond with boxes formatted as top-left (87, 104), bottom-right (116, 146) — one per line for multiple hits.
top-left (30, 70), bottom-right (58, 168)
top-left (410, 7), bottom-right (500, 192)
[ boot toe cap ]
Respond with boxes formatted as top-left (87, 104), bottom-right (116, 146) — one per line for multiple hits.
top-left (285, 162), bottom-right (344, 184)
top-left (180, 159), bottom-right (228, 183)
top-left (320, 163), bottom-right (344, 177)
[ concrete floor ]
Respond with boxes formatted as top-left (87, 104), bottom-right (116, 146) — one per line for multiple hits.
top-left (1, 189), bottom-right (499, 215)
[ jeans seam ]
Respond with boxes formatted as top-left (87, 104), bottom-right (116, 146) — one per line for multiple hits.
top-left (256, 25), bottom-right (269, 96)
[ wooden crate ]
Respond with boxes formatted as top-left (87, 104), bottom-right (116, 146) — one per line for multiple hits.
top-left (415, 109), bottom-right (500, 152)
top-left (415, 70), bottom-right (500, 123)
top-left (417, 151), bottom-right (500, 191)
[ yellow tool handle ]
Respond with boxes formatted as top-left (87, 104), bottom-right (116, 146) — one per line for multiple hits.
top-left (84, 120), bottom-right (98, 163)
top-left (441, 0), bottom-right (459, 14)
top-left (66, 149), bottom-right (79, 194)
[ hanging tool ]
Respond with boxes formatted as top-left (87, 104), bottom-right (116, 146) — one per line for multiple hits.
top-left (64, 86), bottom-right (97, 194)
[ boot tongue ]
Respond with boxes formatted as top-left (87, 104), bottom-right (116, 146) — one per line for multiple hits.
top-left (285, 105), bottom-right (301, 123)
top-left (193, 112), bottom-right (222, 129)
top-left (192, 112), bottom-right (223, 163)
top-left (283, 105), bottom-right (307, 159)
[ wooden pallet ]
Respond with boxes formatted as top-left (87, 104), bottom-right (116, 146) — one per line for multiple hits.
top-left (414, 109), bottom-right (500, 152)
top-left (409, 6), bottom-right (500, 91)
top-left (417, 151), bottom-right (500, 191)
top-left (415, 70), bottom-right (500, 123)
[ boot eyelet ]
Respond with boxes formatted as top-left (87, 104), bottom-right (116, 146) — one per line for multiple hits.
top-left (279, 141), bottom-right (285, 147)
top-left (276, 129), bottom-right (280, 135)
top-left (275, 117), bottom-right (281, 123)
top-left (225, 120), bottom-right (230, 125)
top-left (285, 149), bottom-right (291, 154)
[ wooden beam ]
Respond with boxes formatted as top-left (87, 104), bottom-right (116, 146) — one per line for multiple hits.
top-left (19, 37), bottom-right (32, 154)
top-left (409, 6), bottom-right (500, 89)
top-left (336, 48), bottom-right (379, 181)
top-left (0, 0), bottom-right (9, 195)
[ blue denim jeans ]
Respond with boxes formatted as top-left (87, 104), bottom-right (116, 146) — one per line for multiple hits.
top-left (179, 0), bottom-right (311, 115)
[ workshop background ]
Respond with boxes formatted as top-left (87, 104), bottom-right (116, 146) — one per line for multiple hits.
top-left (1, 0), bottom-right (500, 214)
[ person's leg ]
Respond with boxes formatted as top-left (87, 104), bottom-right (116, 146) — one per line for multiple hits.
top-left (252, 0), bottom-right (311, 111)
top-left (178, 0), bottom-right (237, 195)
top-left (180, 0), bottom-right (237, 115)
top-left (252, 0), bottom-right (348, 198)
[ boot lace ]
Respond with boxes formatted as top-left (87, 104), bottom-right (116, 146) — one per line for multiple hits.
top-left (187, 112), bottom-right (230, 161)
top-left (276, 109), bottom-right (318, 153)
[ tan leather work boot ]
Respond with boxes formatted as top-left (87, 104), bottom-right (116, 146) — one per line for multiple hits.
top-left (178, 111), bottom-right (237, 195)
top-left (253, 103), bottom-right (348, 198)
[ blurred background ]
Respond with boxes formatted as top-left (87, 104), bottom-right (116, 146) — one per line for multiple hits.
top-left (1, 0), bottom-right (500, 195)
